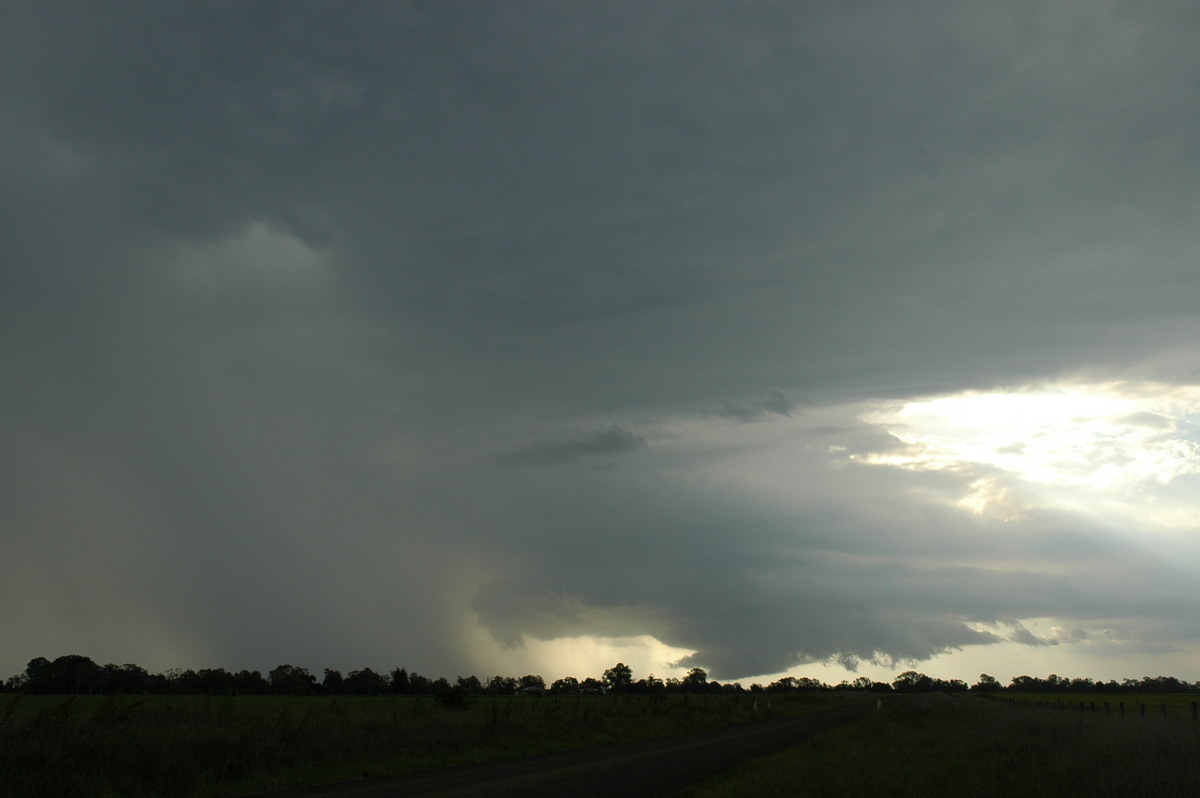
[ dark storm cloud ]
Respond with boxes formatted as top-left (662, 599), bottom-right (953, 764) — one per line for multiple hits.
top-left (499, 426), bottom-right (648, 467)
top-left (5, 1), bottom-right (1200, 681)
top-left (466, 426), bottom-right (1200, 677)
top-left (712, 389), bottom-right (796, 421)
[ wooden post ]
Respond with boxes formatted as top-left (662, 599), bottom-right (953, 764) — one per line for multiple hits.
top-left (1191, 702), bottom-right (1197, 721)
top-left (1139, 702), bottom-right (1146, 718)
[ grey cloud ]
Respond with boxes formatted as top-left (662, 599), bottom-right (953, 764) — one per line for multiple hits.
top-left (713, 389), bottom-right (796, 421)
top-left (1008, 624), bottom-right (1059, 648)
top-left (466, 433), bottom-right (1200, 679)
top-left (5, 1), bottom-right (1200, 682)
top-left (499, 426), bottom-right (648, 467)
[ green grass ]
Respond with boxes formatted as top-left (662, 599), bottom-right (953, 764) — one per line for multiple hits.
top-left (0, 691), bottom-right (843, 797)
top-left (1002, 692), bottom-right (1200, 719)
top-left (686, 694), bottom-right (1200, 797)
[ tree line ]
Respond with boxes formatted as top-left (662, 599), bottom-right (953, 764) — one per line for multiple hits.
top-left (6, 655), bottom-right (1200, 697)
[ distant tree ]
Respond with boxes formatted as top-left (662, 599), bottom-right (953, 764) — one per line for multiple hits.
top-left (580, 677), bottom-right (607, 693)
top-left (682, 668), bottom-right (709, 693)
top-left (23, 657), bottom-right (100, 696)
top-left (602, 662), bottom-right (633, 693)
top-left (430, 677), bottom-right (451, 693)
top-left (1143, 675), bottom-right (1184, 693)
top-left (1009, 674), bottom-right (1041, 691)
top-left (970, 674), bottom-right (1002, 692)
top-left (550, 676), bottom-right (579, 694)
top-left (518, 674), bottom-right (545, 691)
top-left (390, 668), bottom-right (411, 694)
top-left (892, 671), bottom-right (933, 693)
top-left (233, 669), bottom-right (268, 695)
top-left (23, 657), bottom-right (52, 693)
top-left (408, 672), bottom-right (432, 693)
top-left (100, 663), bottom-right (150, 694)
top-left (435, 685), bottom-right (470, 709)
top-left (835, 677), bottom-right (875, 692)
top-left (323, 669), bottom-right (345, 694)
top-left (27, 655), bottom-right (102, 694)
top-left (637, 674), bottom-right (665, 693)
top-left (345, 668), bottom-right (388, 695)
top-left (268, 664), bottom-right (316, 695)
top-left (456, 675), bottom-right (483, 694)
top-left (485, 675), bottom-right (517, 694)
top-left (194, 668), bottom-right (234, 695)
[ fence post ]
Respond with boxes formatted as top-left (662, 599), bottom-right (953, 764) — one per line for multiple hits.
top-left (1120, 702), bottom-right (1125, 716)
top-left (1139, 703), bottom-right (1146, 718)
top-left (1191, 702), bottom-right (1197, 721)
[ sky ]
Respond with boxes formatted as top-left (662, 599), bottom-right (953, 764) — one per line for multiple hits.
top-left (5, 1), bottom-right (1200, 688)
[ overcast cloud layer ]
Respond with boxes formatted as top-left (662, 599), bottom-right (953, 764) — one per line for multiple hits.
top-left (5, 1), bottom-right (1200, 683)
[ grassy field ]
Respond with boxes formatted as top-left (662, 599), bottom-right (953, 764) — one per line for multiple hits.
top-left (0, 691), bottom-right (844, 798)
top-left (1001, 692), bottom-right (1200, 719)
top-left (686, 693), bottom-right (1200, 797)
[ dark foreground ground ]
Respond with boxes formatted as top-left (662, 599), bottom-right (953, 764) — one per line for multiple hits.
top-left (257, 700), bottom-right (873, 798)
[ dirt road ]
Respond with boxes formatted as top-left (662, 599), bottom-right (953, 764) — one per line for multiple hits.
top-left (262, 700), bottom-right (873, 798)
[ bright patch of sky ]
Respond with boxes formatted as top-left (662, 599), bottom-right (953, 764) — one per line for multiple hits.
top-left (860, 382), bottom-right (1200, 524)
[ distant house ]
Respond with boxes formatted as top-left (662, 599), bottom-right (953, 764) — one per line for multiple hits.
top-left (515, 685), bottom-right (546, 696)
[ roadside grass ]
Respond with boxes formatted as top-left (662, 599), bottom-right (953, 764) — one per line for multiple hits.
top-left (687, 694), bottom-right (1200, 797)
top-left (0, 691), bottom-right (844, 797)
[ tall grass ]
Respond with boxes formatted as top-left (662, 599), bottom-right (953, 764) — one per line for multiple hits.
top-left (0, 691), bottom-right (840, 797)
top-left (688, 694), bottom-right (1200, 797)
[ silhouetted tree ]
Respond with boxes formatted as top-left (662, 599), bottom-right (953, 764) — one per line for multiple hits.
top-left (485, 675), bottom-right (517, 694)
top-left (892, 671), bottom-right (933, 693)
top-left (971, 673), bottom-right (1003, 692)
top-left (456, 675), bottom-right (483, 694)
top-left (636, 674), bottom-right (665, 693)
top-left (323, 669), bottom-right (345, 694)
top-left (100, 663), bottom-right (150, 694)
top-left (345, 668), bottom-right (387, 695)
top-left (518, 674), bottom-right (545, 691)
top-left (268, 664), bottom-right (316, 695)
top-left (550, 676), bottom-right (579, 694)
top-left (579, 677), bottom-right (607, 693)
top-left (233, 669), bottom-right (268, 694)
top-left (24, 655), bottom-right (102, 694)
top-left (390, 668), bottom-right (410, 694)
top-left (435, 685), bottom-right (470, 709)
top-left (603, 662), bottom-right (633, 693)
top-left (682, 667), bottom-right (709, 693)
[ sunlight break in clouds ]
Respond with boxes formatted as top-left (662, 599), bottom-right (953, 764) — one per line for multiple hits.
top-left (861, 382), bottom-right (1200, 520)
